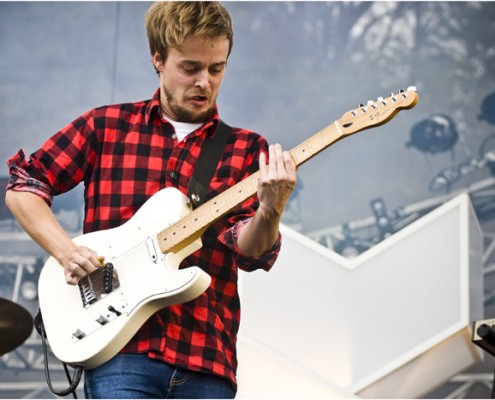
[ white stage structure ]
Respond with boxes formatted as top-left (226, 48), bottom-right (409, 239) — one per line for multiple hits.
top-left (237, 193), bottom-right (484, 398)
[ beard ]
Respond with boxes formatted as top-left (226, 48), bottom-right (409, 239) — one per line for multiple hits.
top-left (162, 86), bottom-right (215, 123)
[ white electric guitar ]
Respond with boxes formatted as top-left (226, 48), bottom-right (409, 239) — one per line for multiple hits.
top-left (38, 87), bottom-right (419, 369)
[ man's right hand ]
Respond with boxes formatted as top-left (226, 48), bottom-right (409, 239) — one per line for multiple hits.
top-left (5, 191), bottom-right (104, 286)
top-left (61, 245), bottom-right (104, 285)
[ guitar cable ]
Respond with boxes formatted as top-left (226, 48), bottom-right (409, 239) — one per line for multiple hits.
top-left (35, 311), bottom-right (83, 398)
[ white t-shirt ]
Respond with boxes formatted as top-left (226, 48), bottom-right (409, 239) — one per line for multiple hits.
top-left (166, 118), bottom-right (203, 142)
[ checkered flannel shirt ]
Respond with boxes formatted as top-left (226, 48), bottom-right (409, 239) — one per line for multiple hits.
top-left (6, 89), bottom-right (281, 391)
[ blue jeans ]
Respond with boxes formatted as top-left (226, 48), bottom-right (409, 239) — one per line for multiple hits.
top-left (84, 354), bottom-right (235, 399)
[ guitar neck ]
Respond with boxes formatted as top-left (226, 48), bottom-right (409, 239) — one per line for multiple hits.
top-left (157, 170), bottom-right (260, 253)
top-left (157, 87), bottom-right (419, 254)
top-left (290, 122), bottom-right (345, 168)
top-left (156, 124), bottom-right (343, 254)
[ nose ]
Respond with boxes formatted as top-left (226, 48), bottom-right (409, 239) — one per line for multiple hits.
top-left (194, 69), bottom-right (210, 90)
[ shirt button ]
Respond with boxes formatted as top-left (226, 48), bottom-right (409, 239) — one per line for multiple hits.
top-left (170, 171), bottom-right (178, 179)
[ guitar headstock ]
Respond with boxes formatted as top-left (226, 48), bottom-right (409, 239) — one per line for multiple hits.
top-left (338, 86), bottom-right (419, 137)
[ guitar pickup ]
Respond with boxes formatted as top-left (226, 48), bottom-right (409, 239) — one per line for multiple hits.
top-left (78, 263), bottom-right (121, 308)
top-left (146, 238), bottom-right (158, 264)
top-left (102, 263), bottom-right (115, 293)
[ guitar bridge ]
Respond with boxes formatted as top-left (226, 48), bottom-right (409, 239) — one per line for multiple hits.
top-left (78, 263), bottom-right (120, 308)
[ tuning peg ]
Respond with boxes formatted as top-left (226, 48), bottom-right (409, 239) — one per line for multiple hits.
top-left (367, 100), bottom-right (377, 110)
top-left (407, 86), bottom-right (417, 92)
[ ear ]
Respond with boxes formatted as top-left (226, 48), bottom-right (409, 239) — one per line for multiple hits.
top-left (152, 52), bottom-right (164, 72)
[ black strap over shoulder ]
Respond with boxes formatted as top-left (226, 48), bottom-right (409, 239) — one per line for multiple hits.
top-left (187, 120), bottom-right (231, 208)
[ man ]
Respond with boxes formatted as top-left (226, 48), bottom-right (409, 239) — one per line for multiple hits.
top-left (5, 2), bottom-right (296, 398)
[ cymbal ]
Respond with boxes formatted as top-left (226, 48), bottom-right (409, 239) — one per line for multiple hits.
top-left (0, 298), bottom-right (33, 356)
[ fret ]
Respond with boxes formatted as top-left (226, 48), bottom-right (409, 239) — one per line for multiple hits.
top-left (189, 212), bottom-right (204, 232)
top-left (252, 175), bottom-right (260, 192)
top-left (201, 203), bottom-right (215, 225)
top-left (306, 139), bottom-right (315, 158)
top-left (246, 173), bottom-right (260, 195)
top-left (158, 232), bottom-right (169, 249)
top-left (209, 198), bottom-right (224, 219)
top-left (160, 228), bottom-right (178, 248)
top-left (223, 186), bottom-right (239, 209)
top-left (292, 140), bottom-right (314, 165)
top-left (320, 125), bottom-right (338, 147)
top-left (188, 213), bottom-right (202, 231)
top-left (224, 185), bottom-right (240, 205)
top-left (320, 127), bottom-right (333, 147)
top-left (235, 182), bottom-right (247, 200)
top-left (311, 131), bottom-right (327, 152)
top-left (233, 185), bottom-right (243, 204)
top-left (178, 218), bottom-right (193, 239)
top-left (289, 147), bottom-right (301, 165)
top-left (290, 143), bottom-right (308, 166)
top-left (334, 120), bottom-right (344, 138)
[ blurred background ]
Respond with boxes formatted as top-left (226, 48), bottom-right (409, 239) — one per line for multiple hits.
top-left (1, 1), bottom-right (495, 398)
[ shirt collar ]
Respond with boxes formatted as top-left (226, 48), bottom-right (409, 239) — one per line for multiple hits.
top-left (146, 88), bottom-right (221, 138)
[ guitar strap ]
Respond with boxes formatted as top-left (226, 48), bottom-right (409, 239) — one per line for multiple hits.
top-left (187, 120), bottom-right (231, 209)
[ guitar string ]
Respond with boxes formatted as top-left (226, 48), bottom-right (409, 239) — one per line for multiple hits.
top-left (79, 192), bottom-right (232, 300)
top-left (80, 123), bottom-right (344, 297)
top-left (80, 240), bottom-right (150, 297)
top-left (80, 127), bottom-right (337, 298)
top-left (78, 189), bottom-right (238, 299)
top-left (79, 169), bottom-right (262, 299)
top-left (78, 92), bottom-right (413, 299)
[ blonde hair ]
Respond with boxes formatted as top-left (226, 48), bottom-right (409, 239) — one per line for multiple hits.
top-left (145, 1), bottom-right (233, 66)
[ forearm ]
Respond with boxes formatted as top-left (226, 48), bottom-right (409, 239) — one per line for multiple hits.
top-left (6, 190), bottom-right (103, 285)
top-left (236, 207), bottom-right (281, 257)
top-left (5, 190), bottom-right (77, 264)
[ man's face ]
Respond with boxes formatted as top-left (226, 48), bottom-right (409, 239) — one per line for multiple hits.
top-left (154, 35), bottom-right (229, 123)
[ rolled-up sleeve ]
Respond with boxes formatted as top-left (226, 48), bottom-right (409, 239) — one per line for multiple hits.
top-left (218, 218), bottom-right (281, 272)
top-left (5, 109), bottom-right (96, 206)
top-left (6, 149), bottom-right (55, 206)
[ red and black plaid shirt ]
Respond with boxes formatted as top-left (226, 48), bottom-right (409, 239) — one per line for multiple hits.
top-left (6, 89), bottom-right (281, 391)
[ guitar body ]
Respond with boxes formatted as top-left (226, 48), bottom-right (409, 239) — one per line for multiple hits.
top-left (38, 187), bottom-right (211, 369)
